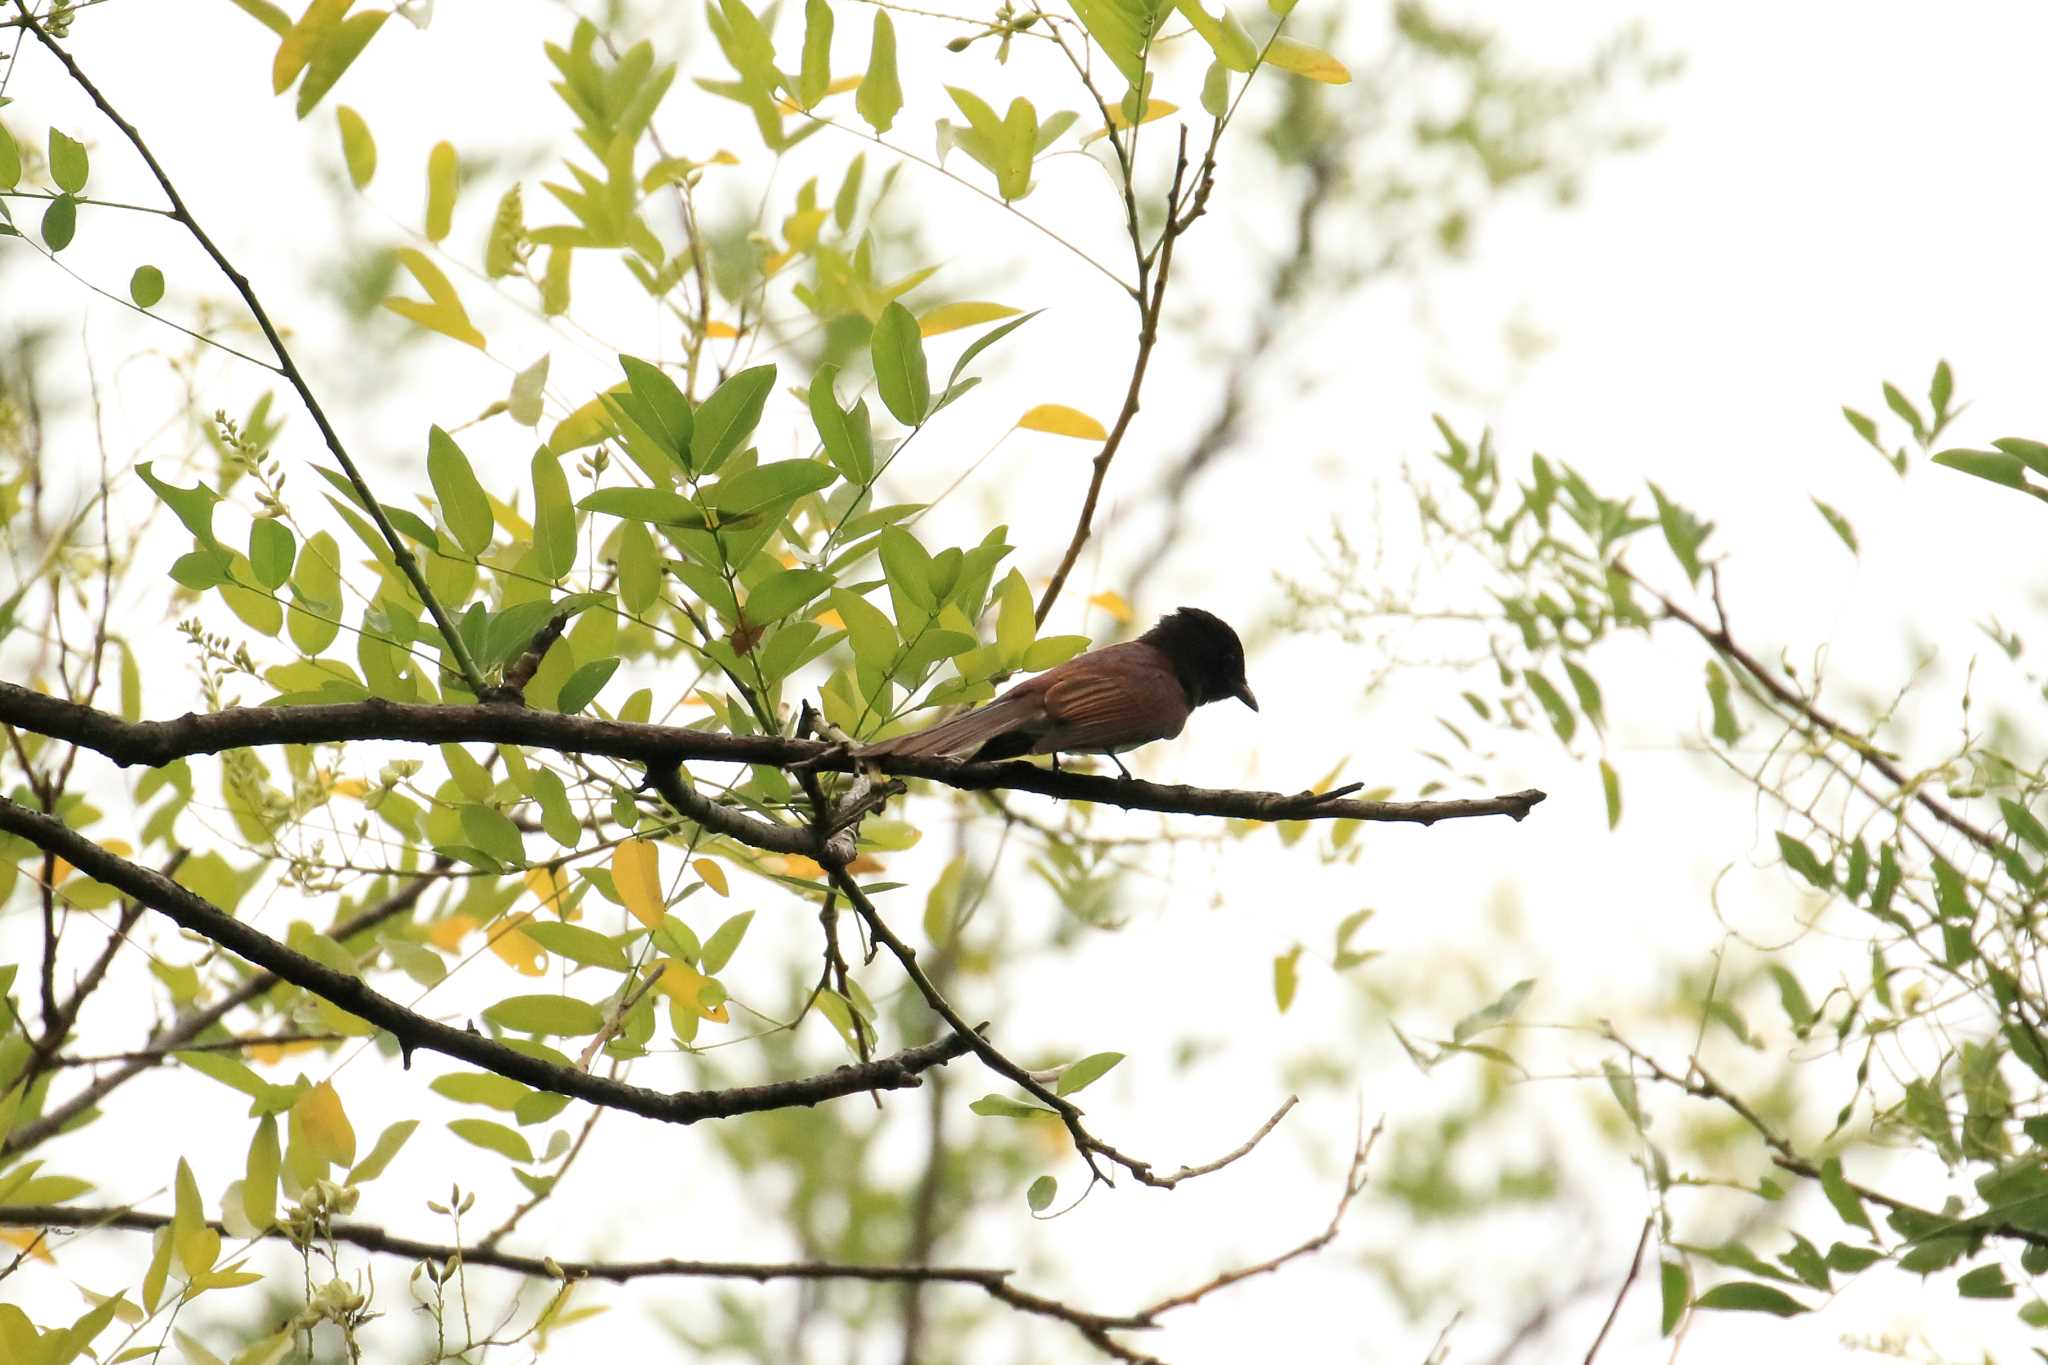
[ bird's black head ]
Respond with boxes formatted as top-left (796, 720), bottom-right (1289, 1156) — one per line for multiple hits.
top-left (1140, 607), bottom-right (1258, 712)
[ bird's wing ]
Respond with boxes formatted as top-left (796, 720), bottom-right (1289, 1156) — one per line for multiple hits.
top-left (1036, 652), bottom-right (1189, 753)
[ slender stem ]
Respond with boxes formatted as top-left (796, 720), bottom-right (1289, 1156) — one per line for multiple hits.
top-left (12, 5), bottom-right (490, 696)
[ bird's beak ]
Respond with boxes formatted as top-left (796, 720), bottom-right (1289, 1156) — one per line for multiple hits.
top-left (1236, 684), bottom-right (1259, 713)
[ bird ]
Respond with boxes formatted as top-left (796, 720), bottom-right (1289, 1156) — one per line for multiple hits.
top-left (857, 606), bottom-right (1257, 777)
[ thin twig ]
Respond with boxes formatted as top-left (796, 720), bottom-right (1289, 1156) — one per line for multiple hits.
top-left (1583, 1215), bottom-right (1653, 1365)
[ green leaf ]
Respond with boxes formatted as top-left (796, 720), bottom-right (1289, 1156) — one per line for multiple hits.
top-left (1452, 978), bottom-right (1533, 1042)
top-left (619, 355), bottom-right (694, 464)
top-left (1273, 945), bottom-right (1300, 1013)
top-left (2001, 798), bottom-right (2048, 852)
top-left (1956, 1263), bottom-right (2013, 1299)
top-left (482, 993), bottom-right (604, 1036)
top-left (1810, 497), bottom-right (1857, 555)
top-left (1991, 436), bottom-right (2048, 479)
top-left (521, 920), bottom-right (628, 972)
top-left (1054, 1051), bottom-right (1124, 1096)
top-left (855, 11), bottom-right (902, 132)
top-left (431, 1073), bottom-right (533, 1110)
top-left (1599, 758), bottom-right (1622, 830)
top-left (747, 567), bottom-right (832, 624)
top-left (969, 1094), bottom-right (1057, 1119)
top-left (428, 426), bottom-right (493, 555)
top-left (136, 462), bottom-right (222, 547)
top-left (1932, 448), bottom-right (2029, 490)
top-left (424, 140), bottom-right (457, 242)
top-left (0, 123), bottom-right (19, 190)
top-left (461, 804), bottom-right (526, 867)
top-left (1064, 0), bottom-right (1166, 88)
top-left (1819, 1156), bottom-right (1872, 1232)
top-left (1659, 1258), bottom-right (1689, 1336)
top-left (799, 0), bottom-right (834, 107)
top-left (1768, 964), bottom-right (1813, 1034)
top-left (1693, 1282), bottom-right (1809, 1316)
top-left (345, 1118), bottom-right (419, 1184)
top-left (580, 487), bottom-right (702, 525)
top-left (1775, 832), bottom-right (1832, 889)
top-left (129, 264), bottom-right (166, 309)
top-left (700, 910), bottom-right (754, 973)
top-left (1026, 1174), bottom-right (1057, 1212)
top-left (617, 518), bottom-right (661, 614)
top-left (296, 10), bottom-right (389, 118)
top-left (1173, 0), bottom-right (1256, 71)
top-left (447, 1117), bottom-right (535, 1163)
top-left (1200, 59), bottom-right (1229, 117)
top-left (692, 364), bottom-right (778, 471)
top-left (336, 105), bottom-right (376, 188)
top-left (943, 310), bottom-right (1040, 396)
top-left (48, 129), bottom-right (89, 193)
top-left (228, 0), bottom-right (292, 36)
top-left (557, 657), bottom-right (618, 715)
top-left (995, 568), bottom-right (1034, 661)
top-left (289, 531), bottom-right (343, 654)
top-left (707, 458), bottom-right (835, 515)
top-left (871, 301), bottom-right (931, 425)
top-left (810, 365), bottom-right (872, 483)
top-left (1523, 669), bottom-right (1575, 744)
top-left (532, 448), bottom-right (576, 579)
top-left (1704, 661), bottom-right (1739, 743)
top-left (249, 518), bottom-right (296, 591)
top-left (244, 1116), bottom-right (280, 1227)
top-left (1930, 856), bottom-right (1972, 921)
top-left (41, 194), bottom-right (77, 251)
top-left (1882, 381), bottom-right (1926, 441)
top-left (1648, 482), bottom-right (1713, 585)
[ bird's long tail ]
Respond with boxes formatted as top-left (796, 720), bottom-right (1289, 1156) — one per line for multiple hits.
top-left (857, 692), bottom-right (1041, 761)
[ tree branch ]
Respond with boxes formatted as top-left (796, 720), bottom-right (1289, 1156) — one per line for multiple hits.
top-left (0, 682), bottom-right (1547, 830)
top-left (0, 1203), bottom-right (1157, 1348)
top-left (0, 794), bottom-right (969, 1132)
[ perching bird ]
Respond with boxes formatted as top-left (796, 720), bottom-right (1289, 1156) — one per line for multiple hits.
top-left (858, 606), bottom-right (1257, 777)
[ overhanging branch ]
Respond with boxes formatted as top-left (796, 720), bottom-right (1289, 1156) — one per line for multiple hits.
top-left (0, 682), bottom-right (1548, 828)
top-left (0, 795), bottom-right (968, 1129)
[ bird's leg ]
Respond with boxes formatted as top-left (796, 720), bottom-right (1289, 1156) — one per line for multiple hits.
top-left (1107, 753), bottom-right (1133, 780)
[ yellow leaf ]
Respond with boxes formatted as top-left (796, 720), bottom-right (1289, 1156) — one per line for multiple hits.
top-left (244, 1037), bottom-right (322, 1065)
top-left (694, 858), bottom-right (729, 897)
top-left (547, 392), bottom-right (620, 455)
top-left (760, 249), bottom-right (795, 278)
top-left (0, 1225), bottom-right (53, 1262)
top-left (329, 778), bottom-right (368, 799)
top-left (613, 838), bottom-right (665, 929)
top-left (782, 206), bottom-right (828, 251)
top-left (1087, 590), bottom-right (1134, 623)
top-left (383, 248), bottom-right (485, 349)
top-left (1264, 37), bottom-right (1350, 84)
top-left (293, 1080), bottom-right (357, 1167)
top-left (650, 959), bottom-right (730, 1022)
top-left (813, 608), bottom-right (846, 630)
top-left (1017, 404), bottom-right (1108, 441)
top-left (272, 0), bottom-right (351, 94)
top-left (763, 853), bottom-right (826, 881)
top-left (525, 865), bottom-right (570, 915)
top-left (488, 911), bottom-right (547, 976)
top-left (424, 140), bottom-right (458, 243)
top-left (426, 913), bottom-right (476, 951)
top-left (918, 301), bottom-right (1021, 337)
top-left (880, 263), bottom-right (941, 304)
top-left (1081, 99), bottom-right (1178, 146)
top-left (702, 320), bottom-right (740, 338)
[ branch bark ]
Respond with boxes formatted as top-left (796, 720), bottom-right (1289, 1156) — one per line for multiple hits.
top-left (0, 795), bottom-right (969, 1132)
top-left (0, 682), bottom-right (1547, 830)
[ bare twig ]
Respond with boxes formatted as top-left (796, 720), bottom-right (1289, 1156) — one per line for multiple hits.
top-left (1584, 1215), bottom-right (1653, 1365)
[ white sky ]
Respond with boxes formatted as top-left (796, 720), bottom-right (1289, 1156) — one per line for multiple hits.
top-left (7, 3), bottom-right (2048, 1362)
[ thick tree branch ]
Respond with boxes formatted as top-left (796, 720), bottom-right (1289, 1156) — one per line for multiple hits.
top-left (1, 860), bottom-right (445, 1160)
top-left (0, 795), bottom-right (969, 1131)
top-left (0, 682), bottom-right (1547, 829)
top-left (0, 1204), bottom-right (1155, 1348)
